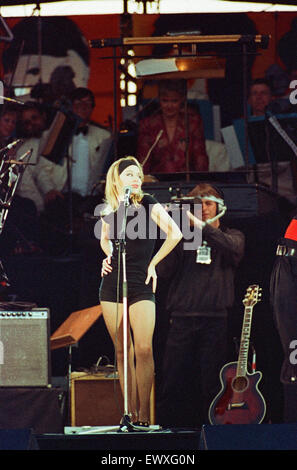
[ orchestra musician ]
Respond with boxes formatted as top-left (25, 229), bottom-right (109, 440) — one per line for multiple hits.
top-left (136, 79), bottom-right (209, 175)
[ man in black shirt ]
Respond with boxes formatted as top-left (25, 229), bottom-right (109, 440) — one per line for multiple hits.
top-left (156, 183), bottom-right (245, 427)
top-left (270, 212), bottom-right (297, 422)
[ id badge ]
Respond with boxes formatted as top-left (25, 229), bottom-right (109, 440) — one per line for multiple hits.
top-left (196, 241), bottom-right (212, 264)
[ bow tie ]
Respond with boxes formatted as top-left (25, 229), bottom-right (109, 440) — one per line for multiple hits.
top-left (75, 125), bottom-right (88, 136)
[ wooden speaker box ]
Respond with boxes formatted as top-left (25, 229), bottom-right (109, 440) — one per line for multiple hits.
top-left (71, 371), bottom-right (122, 426)
top-left (71, 371), bottom-right (155, 426)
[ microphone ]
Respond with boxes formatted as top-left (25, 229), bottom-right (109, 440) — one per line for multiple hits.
top-left (0, 148), bottom-right (33, 183)
top-left (89, 37), bottom-right (122, 48)
top-left (9, 149), bottom-right (34, 169)
top-left (200, 195), bottom-right (227, 225)
top-left (124, 186), bottom-right (132, 206)
top-left (0, 139), bottom-right (22, 155)
top-left (142, 129), bottom-right (163, 168)
top-left (0, 96), bottom-right (25, 106)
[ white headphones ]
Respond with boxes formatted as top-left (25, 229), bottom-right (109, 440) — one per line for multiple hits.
top-left (200, 195), bottom-right (226, 214)
top-left (198, 194), bottom-right (227, 224)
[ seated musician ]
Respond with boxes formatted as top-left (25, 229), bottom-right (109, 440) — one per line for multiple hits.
top-left (37, 87), bottom-right (111, 207)
top-left (0, 103), bottom-right (18, 148)
top-left (248, 78), bottom-right (273, 117)
top-left (0, 103), bottom-right (43, 254)
top-left (15, 101), bottom-right (50, 214)
top-left (136, 79), bottom-right (209, 175)
top-left (35, 87), bottom-right (112, 253)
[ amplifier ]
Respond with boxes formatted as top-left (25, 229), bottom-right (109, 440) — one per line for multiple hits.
top-left (0, 308), bottom-right (51, 387)
top-left (71, 371), bottom-right (155, 426)
top-left (71, 371), bottom-right (123, 426)
top-left (143, 181), bottom-right (278, 217)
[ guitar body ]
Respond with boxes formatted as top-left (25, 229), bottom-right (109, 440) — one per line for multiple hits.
top-left (208, 361), bottom-right (266, 425)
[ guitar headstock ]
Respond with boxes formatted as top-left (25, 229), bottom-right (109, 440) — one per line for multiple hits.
top-left (243, 284), bottom-right (262, 307)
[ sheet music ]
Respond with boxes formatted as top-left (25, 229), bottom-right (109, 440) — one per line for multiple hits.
top-left (221, 125), bottom-right (245, 169)
top-left (268, 114), bottom-right (297, 157)
top-left (135, 58), bottom-right (178, 77)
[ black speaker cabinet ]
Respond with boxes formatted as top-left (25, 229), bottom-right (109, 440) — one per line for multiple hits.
top-left (199, 424), bottom-right (297, 450)
top-left (0, 429), bottom-right (39, 450)
top-left (0, 308), bottom-right (51, 387)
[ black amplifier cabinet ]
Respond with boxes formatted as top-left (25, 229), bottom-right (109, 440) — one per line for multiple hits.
top-left (142, 181), bottom-right (278, 218)
top-left (0, 308), bottom-right (51, 387)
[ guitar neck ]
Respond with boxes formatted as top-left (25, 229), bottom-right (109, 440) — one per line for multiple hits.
top-left (236, 305), bottom-right (254, 377)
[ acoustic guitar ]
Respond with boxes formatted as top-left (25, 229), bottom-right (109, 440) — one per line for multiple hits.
top-left (208, 284), bottom-right (266, 425)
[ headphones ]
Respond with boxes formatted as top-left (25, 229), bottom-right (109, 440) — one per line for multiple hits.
top-left (200, 195), bottom-right (226, 214)
top-left (197, 185), bottom-right (227, 224)
top-left (170, 184), bottom-right (227, 224)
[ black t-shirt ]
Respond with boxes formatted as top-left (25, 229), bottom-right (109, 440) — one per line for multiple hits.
top-left (157, 223), bottom-right (245, 316)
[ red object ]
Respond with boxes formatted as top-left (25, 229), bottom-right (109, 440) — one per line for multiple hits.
top-left (285, 219), bottom-right (297, 241)
top-left (137, 111), bottom-right (208, 174)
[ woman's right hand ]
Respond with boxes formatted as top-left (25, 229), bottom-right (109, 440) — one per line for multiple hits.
top-left (101, 255), bottom-right (112, 277)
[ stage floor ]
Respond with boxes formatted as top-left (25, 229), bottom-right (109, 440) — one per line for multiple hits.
top-left (35, 426), bottom-right (201, 451)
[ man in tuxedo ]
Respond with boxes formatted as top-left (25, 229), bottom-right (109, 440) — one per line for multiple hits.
top-left (37, 87), bottom-right (111, 204)
top-left (36, 87), bottom-right (112, 253)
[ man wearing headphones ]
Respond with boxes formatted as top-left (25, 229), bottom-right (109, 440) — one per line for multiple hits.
top-left (156, 182), bottom-right (245, 428)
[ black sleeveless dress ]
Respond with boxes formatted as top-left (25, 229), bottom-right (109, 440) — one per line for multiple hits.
top-left (99, 193), bottom-right (158, 306)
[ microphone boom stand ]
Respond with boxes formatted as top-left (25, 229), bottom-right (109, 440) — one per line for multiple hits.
top-left (116, 194), bottom-right (153, 433)
top-left (117, 196), bottom-right (134, 432)
top-left (0, 149), bottom-right (33, 289)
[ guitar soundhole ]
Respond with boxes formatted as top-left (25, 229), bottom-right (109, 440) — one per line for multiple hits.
top-left (232, 376), bottom-right (248, 392)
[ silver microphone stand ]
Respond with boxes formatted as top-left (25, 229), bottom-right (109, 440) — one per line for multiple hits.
top-left (116, 190), bottom-right (154, 433)
top-left (117, 191), bottom-right (133, 432)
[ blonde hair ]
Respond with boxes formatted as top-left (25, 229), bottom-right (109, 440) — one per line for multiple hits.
top-left (102, 156), bottom-right (144, 214)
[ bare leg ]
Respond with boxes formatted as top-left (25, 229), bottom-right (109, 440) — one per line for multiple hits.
top-left (101, 301), bottom-right (138, 422)
top-left (129, 300), bottom-right (156, 423)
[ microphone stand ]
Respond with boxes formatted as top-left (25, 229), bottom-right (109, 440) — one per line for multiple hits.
top-left (117, 194), bottom-right (134, 432)
top-left (116, 191), bottom-right (153, 433)
top-left (0, 148), bottom-right (33, 290)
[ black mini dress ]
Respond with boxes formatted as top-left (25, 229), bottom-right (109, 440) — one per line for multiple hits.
top-left (99, 193), bottom-right (158, 306)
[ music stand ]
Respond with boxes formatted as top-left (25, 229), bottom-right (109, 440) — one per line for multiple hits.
top-left (50, 305), bottom-right (102, 424)
top-left (0, 15), bottom-right (13, 43)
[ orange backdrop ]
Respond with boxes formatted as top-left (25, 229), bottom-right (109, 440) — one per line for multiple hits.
top-left (0, 12), bottom-right (296, 128)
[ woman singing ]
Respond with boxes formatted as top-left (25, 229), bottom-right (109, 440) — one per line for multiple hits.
top-left (99, 156), bottom-right (182, 428)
